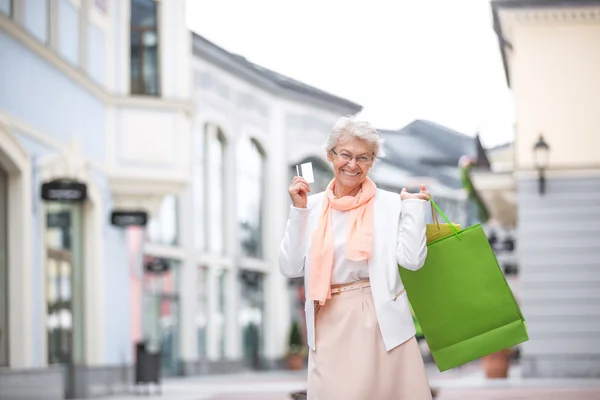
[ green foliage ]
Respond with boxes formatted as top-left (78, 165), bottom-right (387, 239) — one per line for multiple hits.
top-left (288, 320), bottom-right (305, 355)
top-left (461, 164), bottom-right (490, 224)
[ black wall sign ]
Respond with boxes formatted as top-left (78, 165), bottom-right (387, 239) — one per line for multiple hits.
top-left (110, 211), bottom-right (148, 227)
top-left (41, 180), bottom-right (87, 202)
top-left (144, 257), bottom-right (170, 274)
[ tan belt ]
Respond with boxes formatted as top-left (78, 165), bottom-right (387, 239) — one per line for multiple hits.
top-left (330, 278), bottom-right (371, 296)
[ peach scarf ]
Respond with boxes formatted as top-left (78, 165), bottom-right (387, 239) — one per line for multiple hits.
top-left (309, 177), bottom-right (377, 305)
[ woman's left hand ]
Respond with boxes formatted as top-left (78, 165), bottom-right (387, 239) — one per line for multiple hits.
top-left (400, 184), bottom-right (431, 201)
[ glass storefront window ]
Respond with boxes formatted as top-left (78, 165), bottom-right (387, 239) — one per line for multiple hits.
top-left (193, 125), bottom-right (206, 250)
top-left (196, 267), bottom-right (208, 358)
top-left (44, 203), bottom-right (85, 366)
top-left (147, 195), bottom-right (179, 245)
top-left (237, 138), bottom-right (265, 259)
top-left (0, 167), bottom-right (8, 366)
top-left (239, 270), bottom-right (264, 369)
top-left (142, 259), bottom-right (180, 376)
top-left (215, 269), bottom-right (227, 359)
top-left (207, 129), bottom-right (226, 254)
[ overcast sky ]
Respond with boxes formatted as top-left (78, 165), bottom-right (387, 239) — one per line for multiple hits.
top-left (186, 0), bottom-right (515, 149)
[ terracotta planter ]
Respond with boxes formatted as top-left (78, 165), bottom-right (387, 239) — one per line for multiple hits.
top-left (286, 353), bottom-right (305, 370)
top-left (482, 349), bottom-right (511, 379)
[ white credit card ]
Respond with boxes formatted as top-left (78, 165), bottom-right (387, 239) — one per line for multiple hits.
top-left (296, 162), bottom-right (315, 183)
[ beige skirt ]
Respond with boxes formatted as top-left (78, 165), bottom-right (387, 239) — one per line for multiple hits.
top-left (307, 285), bottom-right (432, 400)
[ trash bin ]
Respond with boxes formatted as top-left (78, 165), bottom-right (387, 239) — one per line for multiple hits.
top-left (134, 341), bottom-right (162, 395)
top-left (290, 391), bottom-right (307, 400)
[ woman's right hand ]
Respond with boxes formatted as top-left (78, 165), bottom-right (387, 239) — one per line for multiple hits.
top-left (288, 176), bottom-right (310, 208)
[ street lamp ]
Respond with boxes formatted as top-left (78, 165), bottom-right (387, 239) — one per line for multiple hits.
top-left (533, 134), bottom-right (550, 195)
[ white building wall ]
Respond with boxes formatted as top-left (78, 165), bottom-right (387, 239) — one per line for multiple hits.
top-left (174, 51), bottom-right (361, 371)
top-left (190, 57), bottom-right (274, 366)
top-left (0, 0), bottom-right (194, 397)
top-left (496, 5), bottom-right (600, 378)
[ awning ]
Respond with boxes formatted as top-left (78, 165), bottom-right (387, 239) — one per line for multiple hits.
top-left (470, 169), bottom-right (516, 228)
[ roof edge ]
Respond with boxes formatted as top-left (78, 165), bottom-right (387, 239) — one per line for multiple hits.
top-left (191, 32), bottom-right (362, 113)
top-left (491, 1), bottom-right (513, 87)
top-left (490, 0), bottom-right (600, 87)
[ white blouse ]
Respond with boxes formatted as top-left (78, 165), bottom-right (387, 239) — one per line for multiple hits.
top-left (330, 209), bottom-right (370, 284)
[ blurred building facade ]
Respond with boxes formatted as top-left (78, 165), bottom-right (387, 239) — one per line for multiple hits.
top-left (0, 0), bottom-right (191, 398)
top-left (0, 3), bottom-right (543, 400)
top-left (470, 142), bottom-right (520, 300)
top-left (486, 0), bottom-right (600, 378)
top-left (140, 33), bottom-right (493, 373)
top-left (375, 120), bottom-right (490, 227)
top-left (136, 32), bottom-right (363, 376)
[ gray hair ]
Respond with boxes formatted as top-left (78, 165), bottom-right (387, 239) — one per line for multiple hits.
top-left (324, 116), bottom-right (385, 158)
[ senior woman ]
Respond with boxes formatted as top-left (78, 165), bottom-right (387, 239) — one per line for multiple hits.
top-left (278, 116), bottom-right (432, 400)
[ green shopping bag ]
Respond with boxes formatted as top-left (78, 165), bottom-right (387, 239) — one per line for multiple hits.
top-left (399, 200), bottom-right (528, 372)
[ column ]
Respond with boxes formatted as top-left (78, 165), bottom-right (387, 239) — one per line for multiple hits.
top-left (263, 104), bottom-right (292, 364)
top-left (206, 267), bottom-right (220, 361)
top-left (178, 185), bottom-right (198, 374)
top-left (224, 127), bottom-right (241, 360)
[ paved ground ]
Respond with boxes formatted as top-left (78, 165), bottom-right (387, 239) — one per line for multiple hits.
top-left (429, 364), bottom-right (600, 400)
top-left (431, 365), bottom-right (600, 400)
top-left (86, 363), bottom-right (600, 400)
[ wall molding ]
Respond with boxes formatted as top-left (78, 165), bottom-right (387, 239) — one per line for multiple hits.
top-left (515, 167), bottom-right (600, 180)
top-left (0, 121), bottom-right (34, 368)
top-left (143, 243), bottom-right (186, 261)
top-left (0, 14), bottom-right (194, 115)
top-left (499, 6), bottom-right (600, 27)
top-left (0, 111), bottom-right (108, 175)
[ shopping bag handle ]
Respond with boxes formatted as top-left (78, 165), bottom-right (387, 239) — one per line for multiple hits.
top-left (430, 202), bottom-right (440, 227)
top-left (430, 199), bottom-right (461, 240)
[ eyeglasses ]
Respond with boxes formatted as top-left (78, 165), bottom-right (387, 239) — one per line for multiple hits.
top-left (331, 148), bottom-right (374, 165)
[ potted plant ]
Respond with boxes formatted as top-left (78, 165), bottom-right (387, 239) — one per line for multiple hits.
top-left (286, 320), bottom-right (306, 370)
top-left (482, 348), bottom-right (512, 378)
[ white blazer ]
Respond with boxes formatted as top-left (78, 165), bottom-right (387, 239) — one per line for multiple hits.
top-left (278, 188), bottom-right (428, 352)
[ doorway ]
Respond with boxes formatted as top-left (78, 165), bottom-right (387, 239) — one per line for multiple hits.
top-left (142, 261), bottom-right (180, 377)
top-left (45, 203), bottom-right (84, 399)
top-left (239, 270), bottom-right (265, 369)
top-left (0, 166), bottom-right (8, 366)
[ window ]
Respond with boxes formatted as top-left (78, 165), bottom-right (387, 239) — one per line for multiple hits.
top-left (5, 0), bottom-right (108, 83)
top-left (147, 195), bottom-right (179, 246)
top-left (239, 270), bottom-right (265, 369)
top-left (193, 125), bottom-right (206, 249)
top-left (87, 22), bottom-right (106, 85)
top-left (216, 269), bottom-right (227, 358)
top-left (142, 260), bottom-right (180, 376)
top-left (207, 128), bottom-right (226, 254)
top-left (130, 0), bottom-right (160, 96)
top-left (23, 0), bottom-right (49, 43)
top-left (196, 267), bottom-right (208, 358)
top-left (44, 204), bottom-right (85, 366)
top-left (0, 0), bottom-right (12, 17)
top-left (57, 0), bottom-right (80, 65)
top-left (237, 138), bottom-right (265, 259)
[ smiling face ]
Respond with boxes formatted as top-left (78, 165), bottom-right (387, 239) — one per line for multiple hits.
top-left (327, 136), bottom-right (375, 195)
